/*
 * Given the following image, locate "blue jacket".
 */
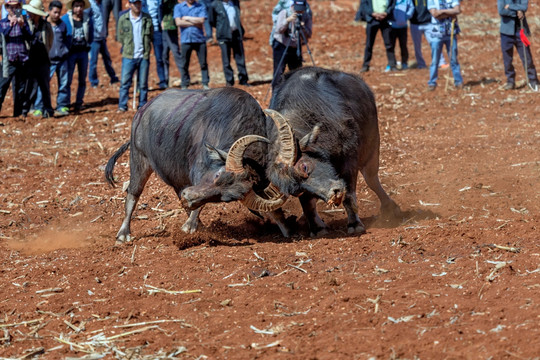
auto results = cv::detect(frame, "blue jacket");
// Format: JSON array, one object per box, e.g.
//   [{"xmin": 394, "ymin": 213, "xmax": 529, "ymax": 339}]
[
  {"xmin": 48, "ymin": 21, "xmax": 70, "ymax": 63},
  {"xmin": 359, "ymin": 0, "xmax": 396, "ymax": 23},
  {"xmin": 389, "ymin": 0, "xmax": 413, "ymax": 28},
  {"xmin": 62, "ymin": 10, "xmax": 94, "ymax": 51},
  {"xmin": 498, "ymin": 0, "xmax": 530, "ymax": 36}
]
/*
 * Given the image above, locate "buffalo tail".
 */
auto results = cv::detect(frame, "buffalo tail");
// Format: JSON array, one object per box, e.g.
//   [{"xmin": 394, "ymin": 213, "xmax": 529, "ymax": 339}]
[{"xmin": 104, "ymin": 142, "xmax": 131, "ymax": 187}]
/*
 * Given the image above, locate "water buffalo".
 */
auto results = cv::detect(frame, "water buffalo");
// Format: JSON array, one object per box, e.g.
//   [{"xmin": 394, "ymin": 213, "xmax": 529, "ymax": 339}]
[
  {"xmin": 265, "ymin": 66, "xmax": 401, "ymax": 236},
  {"xmin": 105, "ymin": 87, "xmax": 290, "ymax": 242}
]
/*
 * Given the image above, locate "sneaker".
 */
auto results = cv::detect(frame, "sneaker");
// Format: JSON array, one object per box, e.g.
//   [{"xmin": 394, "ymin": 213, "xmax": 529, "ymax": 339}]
[
  {"xmin": 111, "ymin": 78, "xmax": 120, "ymax": 85},
  {"xmin": 117, "ymin": 107, "xmax": 127, "ymax": 113},
  {"xmin": 32, "ymin": 109, "xmax": 43, "ymax": 117},
  {"xmin": 503, "ymin": 82, "xmax": 515, "ymax": 90},
  {"xmin": 359, "ymin": 65, "xmax": 369, "ymax": 73},
  {"xmin": 528, "ymin": 82, "xmax": 538, "ymax": 92},
  {"xmin": 54, "ymin": 107, "xmax": 69, "ymax": 117},
  {"xmin": 384, "ymin": 65, "xmax": 391, "ymax": 72},
  {"xmin": 428, "ymin": 85, "xmax": 436, "ymax": 91},
  {"xmin": 455, "ymin": 83, "xmax": 464, "ymax": 89},
  {"xmin": 401, "ymin": 63, "xmax": 409, "ymax": 70},
  {"xmin": 439, "ymin": 63, "xmax": 450, "ymax": 69},
  {"xmin": 181, "ymin": 85, "xmax": 188, "ymax": 90},
  {"xmin": 202, "ymin": 84, "xmax": 210, "ymax": 90}
]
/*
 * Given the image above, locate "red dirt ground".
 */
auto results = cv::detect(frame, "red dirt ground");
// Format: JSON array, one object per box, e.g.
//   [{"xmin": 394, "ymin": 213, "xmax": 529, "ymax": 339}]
[{"xmin": 1, "ymin": 0, "xmax": 539, "ymax": 358}]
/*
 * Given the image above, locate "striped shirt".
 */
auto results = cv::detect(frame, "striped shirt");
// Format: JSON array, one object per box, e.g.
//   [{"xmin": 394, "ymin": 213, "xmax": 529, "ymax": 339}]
[{"xmin": 0, "ymin": 18, "xmax": 30, "ymax": 62}]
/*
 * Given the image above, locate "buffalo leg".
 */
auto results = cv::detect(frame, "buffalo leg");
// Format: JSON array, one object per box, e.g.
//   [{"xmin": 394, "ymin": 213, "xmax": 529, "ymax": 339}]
[
  {"xmin": 360, "ymin": 153, "xmax": 401, "ymax": 219},
  {"xmin": 342, "ymin": 174, "xmax": 366, "ymax": 234},
  {"xmin": 117, "ymin": 155, "xmax": 153, "ymax": 243},
  {"xmin": 299, "ymin": 194, "xmax": 328, "ymax": 237},
  {"xmin": 181, "ymin": 207, "xmax": 202, "ymax": 234}
]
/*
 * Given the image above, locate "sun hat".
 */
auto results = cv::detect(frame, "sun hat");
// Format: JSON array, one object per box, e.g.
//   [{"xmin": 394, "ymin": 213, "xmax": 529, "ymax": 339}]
[
  {"xmin": 22, "ymin": 0, "xmax": 47, "ymax": 16},
  {"xmin": 66, "ymin": 0, "xmax": 90, "ymax": 10},
  {"xmin": 5, "ymin": 0, "xmax": 22, "ymax": 5}
]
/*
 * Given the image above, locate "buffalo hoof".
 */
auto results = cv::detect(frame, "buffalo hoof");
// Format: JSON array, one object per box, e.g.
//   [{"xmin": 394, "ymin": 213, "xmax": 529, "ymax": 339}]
[
  {"xmin": 181, "ymin": 221, "xmax": 198, "ymax": 234},
  {"xmin": 310, "ymin": 227, "xmax": 329, "ymax": 238},
  {"xmin": 347, "ymin": 223, "xmax": 366, "ymax": 234},
  {"xmin": 116, "ymin": 233, "xmax": 132, "ymax": 244}
]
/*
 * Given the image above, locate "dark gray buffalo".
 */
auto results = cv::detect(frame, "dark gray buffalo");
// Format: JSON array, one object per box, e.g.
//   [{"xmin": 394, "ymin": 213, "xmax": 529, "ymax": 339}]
[
  {"xmin": 264, "ymin": 66, "xmax": 401, "ymax": 236},
  {"xmin": 105, "ymin": 88, "xmax": 289, "ymax": 242}
]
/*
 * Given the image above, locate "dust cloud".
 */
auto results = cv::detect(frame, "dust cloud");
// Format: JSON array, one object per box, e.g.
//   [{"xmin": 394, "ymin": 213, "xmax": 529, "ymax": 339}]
[{"xmin": 7, "ymin": 228, "xmax": 90, "ymax": 255}]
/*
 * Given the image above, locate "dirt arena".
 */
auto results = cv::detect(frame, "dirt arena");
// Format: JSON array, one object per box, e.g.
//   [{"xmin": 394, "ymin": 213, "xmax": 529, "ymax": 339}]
[{"xmin": 1, "ymin": 0, "xmax": 539, "ymax": 358}]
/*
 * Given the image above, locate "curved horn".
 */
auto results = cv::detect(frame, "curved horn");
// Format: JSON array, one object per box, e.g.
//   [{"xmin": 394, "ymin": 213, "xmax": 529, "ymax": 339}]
[
  {"xmin": 241, "ymin": 184, "xmax": 288, "ymax": 212},
  {"xmin": 263, "ymin": 109, "xmax": 296, "ymax": 166},
  {"xmin": 225, "ymin": 135, "xmax": 270, "ymax": 173}
]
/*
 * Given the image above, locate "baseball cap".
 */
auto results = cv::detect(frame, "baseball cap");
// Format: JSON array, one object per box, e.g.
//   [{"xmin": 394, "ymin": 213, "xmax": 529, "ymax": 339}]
[{"xmin": 293, "ymin": 0, "xmax": 306, "ymax": 12}]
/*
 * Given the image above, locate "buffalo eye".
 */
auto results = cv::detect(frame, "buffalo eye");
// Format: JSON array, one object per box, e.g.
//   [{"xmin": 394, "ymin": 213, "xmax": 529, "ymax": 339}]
[{"xmin": 296, "ymin": 160, "xmax": 311, "ymax": 178}]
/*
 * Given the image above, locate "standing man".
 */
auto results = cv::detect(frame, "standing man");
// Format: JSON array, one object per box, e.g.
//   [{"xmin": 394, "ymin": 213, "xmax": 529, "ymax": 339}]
[
  {"xmin": 143, "ymin": 0, "xmax": 167, "ymax": 89},
  {"xmin": 359, "ymin": 0, "xmax": 396, "ymax": 73},
  {"xmin": 33, "ymin": 0, "xmax": 70, "ymax": 117},
  {"xmin": 498, "ymin": 0, "xmax": 538, "ymax": 91},
  {"xmin": 23, "ymin": 0, "xmax": 54, "ymax": 118},
  {"xmin": 161, "ymin": 0, "xmax": 183, "ymax": 84},
  {"xmin": 425, "ymin": 0, "xmax": 463, "ymax": 90},
  {"xmin": 88, "ymin": 0, "xmax": 119, "ymax": 88},
  {"xmin": 63, "ymin": 0, "xmax": 94, "ymax": 112},
  {"xmin": 174, "ymin": 0, "xmax": 209, "ymax": 90},
  {"xmin": 208, "ymin": 0, "xmax": 249, "ymax": 86},
  {"xmin": 271, "ymin": 0, "xmax": 312, "ymax": 89},
  {"xmin": 117, "ymin": 0, "xmax": 153, "ymax": 111},
  {"xmin": 0, "ymin": 0, "xmax": 31, "ymax": 118}
]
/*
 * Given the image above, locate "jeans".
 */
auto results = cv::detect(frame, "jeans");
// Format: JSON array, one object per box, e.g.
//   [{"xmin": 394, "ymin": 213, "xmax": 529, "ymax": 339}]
[
  {"xmin": 410, "ymin": 23, "xmax": 446, "ymax": 68},
  {"xmin": 25, "ymin": 60, "xmax": 53, "ymax": 115},
  {"xmin": 218, "ymin": 29, "xmax": 248, "ymax": 85},
  {"xmin": 162, "ymin": 28, "xmax": 183, "ymax": 82},
  {"xmin": 0, "ymin": 61, "xmax": 28, "ymax": 116},
  {"xmin": 362, "ymin": 20, "xmax": 395, "ymax": 68},
  {"xmin": 67, "ymin": 51, "xmax": 89, "ymax": 107},
  {"xmin": 89, "ymin": 39, "xmax": 119, "ymax": 87},
  {"xmin": 118, "ymin": 57, "xmax": 149, "ymax": 110},
  {"xmin": 152, "ymin": 30, "xmax": 167, "ymax": 87},
  {"xmin": 180, "ymin": 42, "xmax": 209, "ymax": 87},
  {"xmin": 102, "ymin": 0, "xmax": 121, "ymax": 38},
  {"xmin": 426, "ymin": 32, "xmax": 463, "ymax": 87},
  {"xmin": 199, "ymin": 0, "xmax": 213, "ymax": 40},
  {"xmin": 500, "ymin": 32, "xmax": 538, "ymax": 85},
  {"xmin": 272, "ymin": 39, "xmax": 302, "ymax": 89},
  {"xmin": 35, "ymin": 60, "xmax": 69, "ymax": 110}
]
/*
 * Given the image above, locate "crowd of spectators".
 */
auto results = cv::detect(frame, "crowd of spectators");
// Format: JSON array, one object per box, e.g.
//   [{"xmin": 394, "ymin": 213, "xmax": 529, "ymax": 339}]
[{"xmin": 0, "ymin": 0, "xmax": 537, "ymax": 119}]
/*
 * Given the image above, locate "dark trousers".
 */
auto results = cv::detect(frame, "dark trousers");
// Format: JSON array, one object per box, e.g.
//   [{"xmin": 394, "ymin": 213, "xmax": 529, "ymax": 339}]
[
  {"xmin": 272, "ymin": 39, "xmax": 302, "ymax": 89},
  {"xmin": 25, "ymin": 61, "xmax": 53, "ymax": 116},
  {"xmin": 180, "ymin": 42, "xmax": 209, "ymax": 87},
  {"xmin": 362, "ymin": 20, "xmax": 395, "ymax": 68},
  {"xmin": 390, "ymin": 27, "xmax": 408, "ymax": 65},
  {"xmin": 500, "ymin": 32, "xmax": 538, "ymax": 85},
  {"xmin": 0, "ymin": 61, "xmax": 28, "ymax": 116},
  {"xmin": 162, "ymin": 29, "xmax": 183, "ymax": 83},
  {"xmin": 218, "ymin": 30, "xmax": 248, "ymax": 85},
  {"xmin": 102, "ymin": 0, "xmax": 121, "ymax": 38}
]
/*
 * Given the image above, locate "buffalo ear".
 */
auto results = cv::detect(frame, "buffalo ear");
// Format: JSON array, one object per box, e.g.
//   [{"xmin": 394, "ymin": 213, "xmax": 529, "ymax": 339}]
[
  {"xmin": 205, "ymin": 143, "xmax": 228, "ymax": 163},
  {"xmin": 299, "ymin": 125, "xmax": 321, "ymax": 151}
]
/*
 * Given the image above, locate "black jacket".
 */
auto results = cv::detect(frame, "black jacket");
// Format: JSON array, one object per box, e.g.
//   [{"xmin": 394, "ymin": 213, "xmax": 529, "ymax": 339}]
[
  {"xmin": 359, "ymin": 0, "xmax": 396, "ymax": 23},
  {"xmin": 208, "ymin": 0, "xmax": 244, "ymax": 42},
  {"xmin": 410, "ymin": 0, "xmax": 432, "ymax": 25}
]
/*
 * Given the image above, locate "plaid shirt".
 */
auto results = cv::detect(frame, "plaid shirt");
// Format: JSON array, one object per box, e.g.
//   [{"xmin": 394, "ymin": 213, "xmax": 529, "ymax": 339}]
[{"xmin": 0, "ymin": 18, "xmax": 30, "ymax": 63}]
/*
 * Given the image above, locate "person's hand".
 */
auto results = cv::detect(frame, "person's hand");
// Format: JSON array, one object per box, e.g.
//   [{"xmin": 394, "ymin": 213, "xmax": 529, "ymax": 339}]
[
  {"xmin": 286, "ymin": 13, "xmax": 296, "ymax": 23},
  {"xmin": 517, "ymin": 10, "xmax": 524, "ymax": 19},
  {"xmin": 504, "ymin": 4, "xmax": 509, "ymax": 9}
]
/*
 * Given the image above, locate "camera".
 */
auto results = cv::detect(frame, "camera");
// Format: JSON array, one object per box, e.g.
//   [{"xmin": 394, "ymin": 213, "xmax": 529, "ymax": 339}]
[{"xmin": 14, "ymin": 8, "xmax": 22, "ymax": 17}]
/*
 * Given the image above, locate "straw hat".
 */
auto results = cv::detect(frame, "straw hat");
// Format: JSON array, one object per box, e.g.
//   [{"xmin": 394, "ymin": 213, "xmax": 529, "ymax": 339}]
[
  {"xmin": 66, "ymin": 0, "xmax": 90, "ymax": 10},
  {"xmin": 5, "ymin": 0, "xmax": 22, "ymax": 6},
  {"xmin": 22, "ymin": 0, "xmax": 47, "ymax": 16}
]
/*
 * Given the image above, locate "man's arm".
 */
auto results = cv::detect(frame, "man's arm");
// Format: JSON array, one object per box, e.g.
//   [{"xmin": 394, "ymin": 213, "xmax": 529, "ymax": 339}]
[{"xmin": 430, "ymin": 5, "xmax": 460, "ymax": 20}]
